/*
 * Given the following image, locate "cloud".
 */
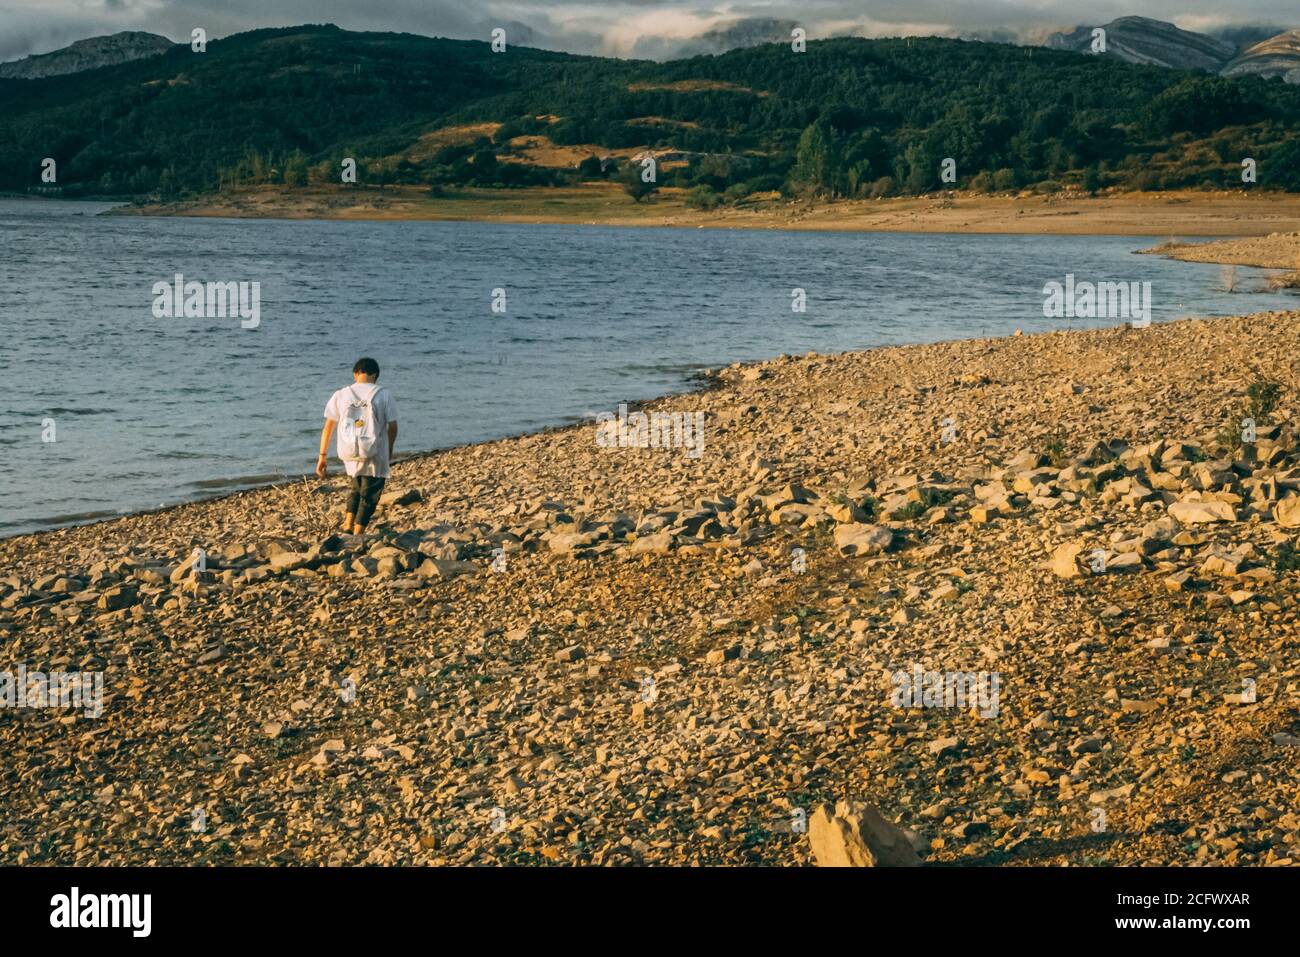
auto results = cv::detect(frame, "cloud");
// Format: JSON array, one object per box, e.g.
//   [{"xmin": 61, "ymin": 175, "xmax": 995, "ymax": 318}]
[
  {"xmin": 2, "ymin": 0, "xmax": 1298, "ymax": 63},
  {"xmin": 601, "ymin": 8, "xmax": 735, "ymax": 57}
]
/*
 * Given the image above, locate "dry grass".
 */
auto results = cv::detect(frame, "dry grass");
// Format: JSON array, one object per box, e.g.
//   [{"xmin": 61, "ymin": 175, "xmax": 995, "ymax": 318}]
[
  {"xmin": 273, "ymin": 473, "xmax": 340, "ymax": 539},
  {"xmin": 500, "ymin": 135, "xmax": 636, "ymax": 169},
  {"xmin": 625, "ymin": 116, "xmax": 702, "ymax": 130},
  {"xmin": 626, "ymin": 79, "xmax": 764, "ymax": 95},
  {"xmin": 401, "ymin": 123, "xmax": 502, "ymax": 163}
]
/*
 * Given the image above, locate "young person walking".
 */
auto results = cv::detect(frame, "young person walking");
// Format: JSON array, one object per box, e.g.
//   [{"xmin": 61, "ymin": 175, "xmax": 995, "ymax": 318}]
[{"xmin": 316, "ymin": 358, "xmax": 398, "ymax": 535}]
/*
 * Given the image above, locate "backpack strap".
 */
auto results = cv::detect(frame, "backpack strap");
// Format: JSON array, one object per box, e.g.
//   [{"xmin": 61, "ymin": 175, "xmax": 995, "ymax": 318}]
[{"xmin": 348, "ymin": 384, "xmax": 383, "ymax": 417}]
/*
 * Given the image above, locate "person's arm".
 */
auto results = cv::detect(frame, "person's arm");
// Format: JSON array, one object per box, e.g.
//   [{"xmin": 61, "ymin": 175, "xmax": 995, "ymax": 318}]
[
  {"xmin": 384, "ymin": 391, "xmax": 399, "ymax": 461},
  {"xmin": 317, "ymin": 418, "xmax": 337, "ymax": 477}
]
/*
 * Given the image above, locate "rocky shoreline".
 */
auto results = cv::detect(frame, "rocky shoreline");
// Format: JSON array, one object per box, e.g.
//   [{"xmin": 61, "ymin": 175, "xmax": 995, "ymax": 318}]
[{"xmin": 2, "ymin": 312, "xmax": 1299, "ymax": 866}]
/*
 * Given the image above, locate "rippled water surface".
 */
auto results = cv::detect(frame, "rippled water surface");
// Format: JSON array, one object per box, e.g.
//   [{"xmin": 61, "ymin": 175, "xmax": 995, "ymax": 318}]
[{"xmin": 0, "ymin": 197, "xmax": 1290, "ymax": 535}]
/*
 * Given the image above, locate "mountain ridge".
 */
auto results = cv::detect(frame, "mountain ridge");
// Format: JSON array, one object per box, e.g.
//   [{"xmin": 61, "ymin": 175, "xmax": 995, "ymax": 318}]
[
  {"xmin": 2, "ymin": 25, "xmax": 1298, "ymax": 201},
  {"xmin": 6, "ymin": 16, "xmax": 1300, "ymax": 79},
  {"xmin": 1222, "ymin": 29, "xmax": 1300, "ymax": 82},
  {"xmin": 1045, "ymin": 15, "xmax": 1236, "ymax": 72},
  {"xmin": 0, "ymin": 31, "xmax": 174, "ymax": 80}
]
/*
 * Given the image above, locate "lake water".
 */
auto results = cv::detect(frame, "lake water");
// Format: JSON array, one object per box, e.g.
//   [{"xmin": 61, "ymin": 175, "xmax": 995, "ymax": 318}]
[{"xmin": 0, "ymin": 197, "xmax": 1291, "ymax": 536}]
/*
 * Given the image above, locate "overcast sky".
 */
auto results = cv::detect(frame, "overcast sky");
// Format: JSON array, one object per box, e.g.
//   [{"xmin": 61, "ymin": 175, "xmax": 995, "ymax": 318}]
[{"xmin": 3, "ymin": 0, "xmax": 1297, "ymax": 63}]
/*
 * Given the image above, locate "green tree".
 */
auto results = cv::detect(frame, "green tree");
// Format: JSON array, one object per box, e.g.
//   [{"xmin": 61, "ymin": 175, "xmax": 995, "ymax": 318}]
[
  {"xmin": 992, "ymin": 168, "xmax": 1018, "ymax": 192},
  {"xmin": 686, "ymin": 185, "xmax": 721, "ymax": 209},
  {"xmin": 903, "ymin": 143, "xmax": 938, "ymax": 194},
  {"xmin": 620, "ymin": 161, "xmax": 658, "ymax": 202},
  {"xmin": 1143, "ymin": 77, "xmax": 1261, "ymax": 137},
  {"xmin": 789, "ymin": 123, "xmax": 841, "ymax": 197},
  {"xmin": 284, "ymin": 151, "xmax": 309, "ymax": 187},
  {"xmin": 6, "ymin": 26, "xmax": 1300, "ymax": 200},
  {"xmin": 1262, "ymin": 140, "xmax": 1300, "ymax": 191}
]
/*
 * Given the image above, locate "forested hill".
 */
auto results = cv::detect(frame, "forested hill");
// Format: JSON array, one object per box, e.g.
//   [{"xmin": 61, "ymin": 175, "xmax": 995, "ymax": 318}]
[{"xmin": 2, "ymin": 23, "xmax": 1299, "ymax": 201}]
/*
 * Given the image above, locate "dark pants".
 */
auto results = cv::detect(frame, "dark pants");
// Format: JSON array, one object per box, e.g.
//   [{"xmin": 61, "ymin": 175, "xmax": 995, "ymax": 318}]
[{"xmin": 347, "ymin": 476, "xmax": 386, "ymax": 527}]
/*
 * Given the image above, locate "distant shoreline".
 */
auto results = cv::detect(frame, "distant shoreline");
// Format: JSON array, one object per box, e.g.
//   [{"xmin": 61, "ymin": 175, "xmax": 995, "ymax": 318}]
[{"xmin": 106, "ymin": 184, "xmax": 1300, "ymax": 242}]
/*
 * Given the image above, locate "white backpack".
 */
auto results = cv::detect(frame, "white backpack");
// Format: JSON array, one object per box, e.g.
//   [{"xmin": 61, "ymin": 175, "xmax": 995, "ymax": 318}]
[{"xmin": 337, "ymin": 385, "xmax": 383, "ymax": 463}]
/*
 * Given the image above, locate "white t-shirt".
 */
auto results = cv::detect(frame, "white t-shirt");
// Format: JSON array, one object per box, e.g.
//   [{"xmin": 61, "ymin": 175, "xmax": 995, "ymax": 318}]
[{"xmin": 324, "ymin": 382, "xmax": 398, "ymax": 478}]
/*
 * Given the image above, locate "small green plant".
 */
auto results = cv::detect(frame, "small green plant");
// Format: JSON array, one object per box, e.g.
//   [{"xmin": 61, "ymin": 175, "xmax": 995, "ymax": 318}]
[
  {"xmin": 895, "ymin": 500, "xmax": 928, "ymax": 521},
  {"xmin": 1212, "ymin": 421, "xmax": 1239, "ymax": 457},
  {"xmin": 920, "ymin": 487, "xmax": 955, "ymax": 508},
  {"xmin": 739, "ymin": 822, "xmax": 773, "ymax": 848},
  {"xmin": 895, "ymin": 487, "xmax": 954, "ymax": 520},
  {"xmin": 1045, "ymin": 428, "xmax": 1069, "ymax": 468},
  {"xmin": 1213, "ymin": 378, "xmax": 1284, "ymax": 455},
  {"xmin": 1246, "ymin": 379, "xmax": 1282, "ymax": 422}
]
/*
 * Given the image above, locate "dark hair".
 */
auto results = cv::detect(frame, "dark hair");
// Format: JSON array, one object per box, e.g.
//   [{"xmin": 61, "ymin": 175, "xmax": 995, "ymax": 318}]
[{"xmin": 353, "ymin": 357, "xmax": 380, "ymax": 378}]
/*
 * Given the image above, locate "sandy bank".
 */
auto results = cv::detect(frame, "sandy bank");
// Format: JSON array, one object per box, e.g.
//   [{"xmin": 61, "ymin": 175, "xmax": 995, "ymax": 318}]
[
  {"xmin": 113, "ymin": 184, "xmax": 1300, "ymax": 237},
  {"xmin": 1141, "ymin": 232, "xmax": 1300, "ymax": 271}
]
